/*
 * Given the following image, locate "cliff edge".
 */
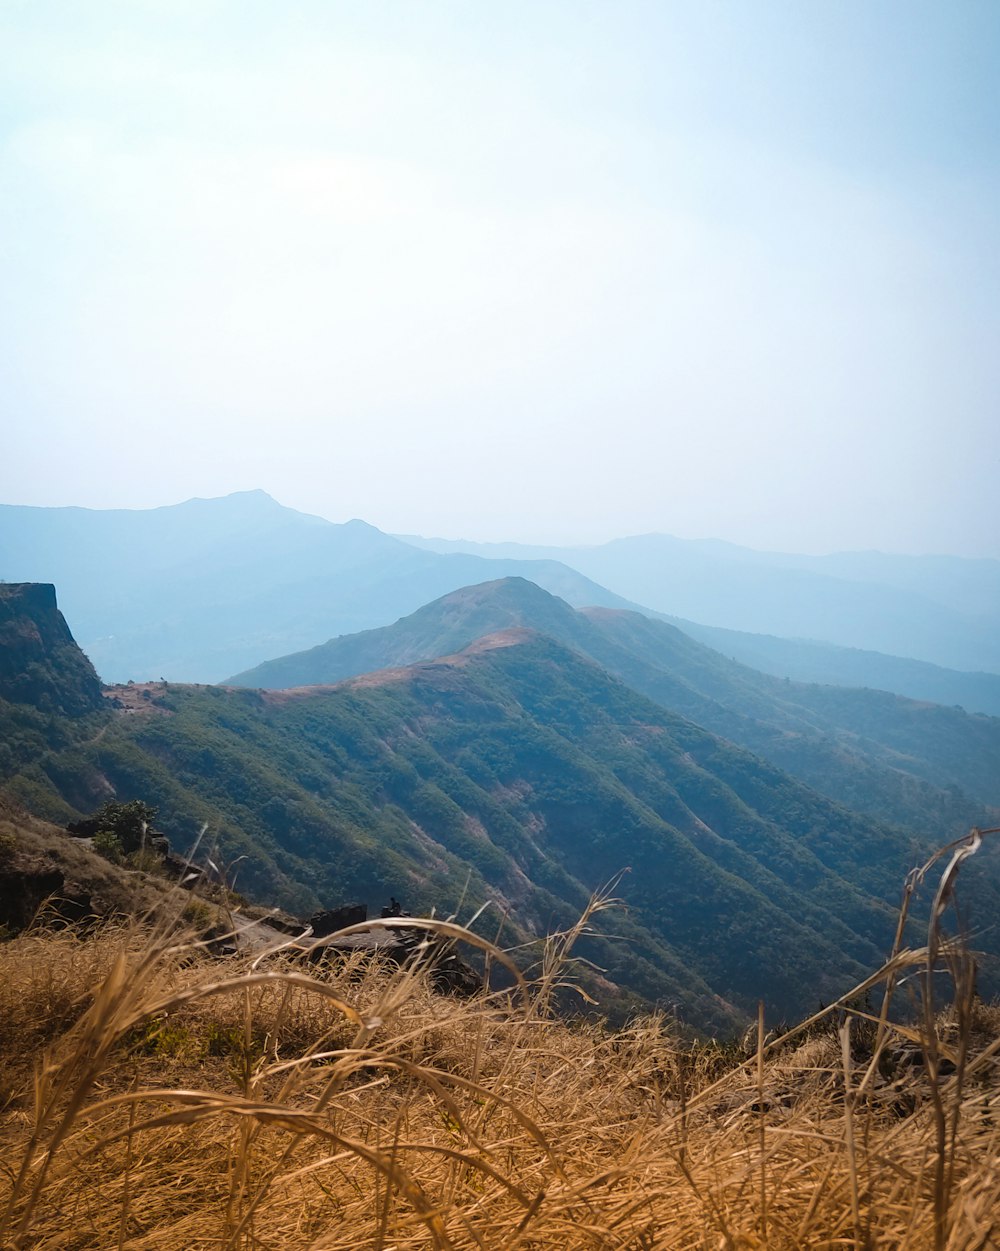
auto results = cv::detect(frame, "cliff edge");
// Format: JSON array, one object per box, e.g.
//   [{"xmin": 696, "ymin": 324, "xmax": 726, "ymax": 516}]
[{"xmin": 0, "ymin": 582, "xmax": 103, "ymax": 715}]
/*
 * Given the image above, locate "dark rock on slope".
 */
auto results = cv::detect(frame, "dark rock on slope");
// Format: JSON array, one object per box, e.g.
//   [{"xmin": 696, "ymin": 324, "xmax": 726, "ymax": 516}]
[{"xmin": 0, "ymin": 583, "xmax": 103, "ymax": 716}]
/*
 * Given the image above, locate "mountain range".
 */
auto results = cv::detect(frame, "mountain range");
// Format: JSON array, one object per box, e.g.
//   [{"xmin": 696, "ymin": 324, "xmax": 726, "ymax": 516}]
[
  {"xmin": 0, "ymin": 492, "xmax": 638, "ymax": 684},
  {"xmin": 669, "ymin": 619, "xmax": 1000, "ymax": 718},
  {"xmin": 402, "ymin": 531, "xmax": 1000, "ymax": 674},
  {"xmin": 228, "ymin": 577, "xmax": 1000, "ymax": 837},
  {"xmin": 2, "ymin": 580, "xmax": 999, "ymax": 1032},
  {"xmin": 3, "ymin": 491, "xmax": 1000, "ymax": 1032},
  {"xmin": 3, "ymin": 492, "xmax": 999, "ymax": 717}
]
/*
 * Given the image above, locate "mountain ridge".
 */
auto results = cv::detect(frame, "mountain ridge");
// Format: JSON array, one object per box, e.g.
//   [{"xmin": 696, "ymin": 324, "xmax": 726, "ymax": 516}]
[
  {"xmin": 0, "ymin": 494, "xmax": 645, "ymax": 683},
  {"xmin": 226, "ymin": 577, "xmax": 1000, "ymax": 838},
  {"xmin": 6, "ymin": 580, "xmax": 981, "ymax": 1029},
  {"xmin": 6, "ymin": 491, "xmax": 997, "ymax": 702},
  {"xmin": 400, "ymin": 531, "xmax": 1000, "ymax": 673}
]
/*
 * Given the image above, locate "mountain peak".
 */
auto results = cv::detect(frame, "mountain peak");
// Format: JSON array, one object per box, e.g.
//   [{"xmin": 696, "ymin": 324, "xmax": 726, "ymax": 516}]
[
  {"xmin": 173, "ymin": 489, "xmax": 318, "ymax": 521},
  {"xmin": 438, "ymin": 576, "xmax": 566, "ymax": 608},
  {"xmin": 224, "ymin": 577, "xmax": 583, "ymax": 689}
]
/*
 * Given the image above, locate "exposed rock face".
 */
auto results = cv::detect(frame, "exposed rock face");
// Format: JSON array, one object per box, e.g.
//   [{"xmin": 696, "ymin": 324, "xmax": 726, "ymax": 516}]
[
  {"xmin": 305, "ymin": 914, "xmax": 482, "ymax": 997},
  {"xmin": 310, "ymin": 903, "xmax": 368, "ymax": 937},
  {"xmin": 0, "ymin": 852, "xmax": 110, "ymax": 932},
  {"xmin": 0, "ymin": 858, "xmax": 66, "ymax": 931},
  {"xmin": 0, "ymin": 583, "xmax": 103, "ymax": 715}
]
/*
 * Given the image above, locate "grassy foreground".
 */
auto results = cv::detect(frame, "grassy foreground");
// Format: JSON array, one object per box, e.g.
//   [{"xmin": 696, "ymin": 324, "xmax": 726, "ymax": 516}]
[{"xmin": 1, "ymin": 844, "xmax": 999, "ymax": 1249}]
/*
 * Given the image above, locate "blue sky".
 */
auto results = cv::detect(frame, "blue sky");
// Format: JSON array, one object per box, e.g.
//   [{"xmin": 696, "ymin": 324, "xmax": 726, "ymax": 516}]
[{"xmin": 1, "ymin": 1, "xmax": 998, "ymax": 554}]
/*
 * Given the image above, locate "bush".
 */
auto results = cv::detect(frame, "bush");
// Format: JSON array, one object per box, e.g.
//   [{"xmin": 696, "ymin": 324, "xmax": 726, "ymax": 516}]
[
  {"xmin": 92, "ymin": 828, "xmax": 124, "ymax": 864},
  {"xmin": 127, "ymin": 846, "xmax": 165, "ymax": 874},
  {"xmin": 73, "ymin": 799, "xmax": 159, "ymax": 856}
]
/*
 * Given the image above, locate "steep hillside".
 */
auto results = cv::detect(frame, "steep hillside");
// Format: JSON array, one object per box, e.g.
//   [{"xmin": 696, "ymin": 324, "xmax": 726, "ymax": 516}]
[
  {"xmin": 581, "ymin": 608, "xmax": 1000, "ymax": 815},
  {"xmin": 4, "ymin": 581, "xmax": 998, "ymax": 1031},
  {"xmin": 228, "ymin": 578, "xmax": 1000, "ymax": 834},
  {"xmin": 11, "ymin": 624, "xmax": 984, "ymax": 1029},
  {"xmin": 0, "ymin": 493, "xmax": 641, "ymax": 683},
  {"xmin": 0, "ymin": 583, "xmax": 103, "ymax": 715},
  {"xmin": 669, "ymin": 618, "xmax": 1000, "ymax": 717},
  {"xmin": 0, "ymin": 793, "xmax": 203, "ymax": 935}
]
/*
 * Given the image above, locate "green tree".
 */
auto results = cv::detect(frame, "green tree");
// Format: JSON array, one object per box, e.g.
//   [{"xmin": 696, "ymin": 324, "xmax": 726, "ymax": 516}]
[{"xmin": 90, "ymin": 799, "xmax": 158, "ymax": 858}]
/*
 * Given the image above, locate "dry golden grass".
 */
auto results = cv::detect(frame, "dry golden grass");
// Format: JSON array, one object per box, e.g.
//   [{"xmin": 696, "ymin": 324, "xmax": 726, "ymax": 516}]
[{"xmin": 1, "ymin": 843, "xmax": 999, "ymax": 1250}]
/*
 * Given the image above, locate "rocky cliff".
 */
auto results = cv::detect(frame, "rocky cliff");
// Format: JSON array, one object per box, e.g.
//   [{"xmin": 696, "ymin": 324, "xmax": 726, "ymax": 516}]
[{"xmin": 0, "ymin": 582, "xmax": 103, "ymax": 715}]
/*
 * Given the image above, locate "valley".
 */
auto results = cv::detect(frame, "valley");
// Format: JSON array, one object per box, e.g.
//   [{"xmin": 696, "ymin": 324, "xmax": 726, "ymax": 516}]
[{"xmin": 2, "ymin": 572, "xmax": 999, "ymax": 1033}]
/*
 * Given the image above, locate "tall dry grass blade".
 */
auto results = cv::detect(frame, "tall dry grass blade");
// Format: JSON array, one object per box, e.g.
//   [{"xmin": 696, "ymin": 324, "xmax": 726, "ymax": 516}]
[
  {"xmin": 115, "ymin": 1076, "xmax": 138, "ymax": 1251},
  {"xmin": 757, "ymin": 999, "xmax": 768, "ymax": 1249},
  {"xmin": 921, "ymin": 826, "xmax": 990, "ymax": 1251},
  {"xmin": 4, "ymin": 837, "xmax": 1000, "ymax": 1249},
  {"xmin": 840, "ymin": 1016, "xmax": 862, "ymax": 1248}
]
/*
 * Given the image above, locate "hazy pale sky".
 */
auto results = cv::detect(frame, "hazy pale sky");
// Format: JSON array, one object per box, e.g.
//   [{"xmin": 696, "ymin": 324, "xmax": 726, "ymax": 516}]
[{"xmin": 1, "ymin": 1, "xmax": 998, "ymax": 554}]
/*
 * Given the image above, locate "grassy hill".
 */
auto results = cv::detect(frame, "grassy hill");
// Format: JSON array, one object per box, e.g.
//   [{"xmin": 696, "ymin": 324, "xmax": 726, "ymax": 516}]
[
  {"xmin": 227, "ymin": 578, "xmax": 1000, "ymax": 838},
  {"xmin": 3, "ymin": 623, "xmax": 968, "ymax": 1029}
]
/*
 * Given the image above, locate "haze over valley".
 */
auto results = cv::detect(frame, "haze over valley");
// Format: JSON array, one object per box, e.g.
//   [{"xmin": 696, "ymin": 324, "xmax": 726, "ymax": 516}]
[{"xmin": 4, "ymin": 490, "xmax": 1000, "ymax": 701}]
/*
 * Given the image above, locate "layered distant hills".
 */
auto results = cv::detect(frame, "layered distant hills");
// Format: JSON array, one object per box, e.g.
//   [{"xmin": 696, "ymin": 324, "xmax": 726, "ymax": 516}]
[
  {"xmin": 402, "ymin": 532, "xmax": 1000, "ymax": 676},
  {"xmin": 669, "ymin": 620, "xmax": 1000, "ymax": 718},
  {"xmin": 0, "ymin": 492, "xmax": 639, "ymax": 684},
  {"xmin": 3, "ymin": 495, "xmax": 1000, "ymax": 1030},
  {"xmin": 3, "ymin": 492, "xmax": 999, "ymax": 715}
]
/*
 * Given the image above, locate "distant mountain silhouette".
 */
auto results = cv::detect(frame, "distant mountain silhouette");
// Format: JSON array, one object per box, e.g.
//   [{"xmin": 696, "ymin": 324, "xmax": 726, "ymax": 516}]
[
  {"xmin": 400, "ymin": 532, "xmax": 1000, "ymax": 675},
  {"xmin": 666, "ymin": 618, "xmax": 1000, "ymax": 718},
  {"xmin": 0, "ymin": 492, "xmax": 642, "ymax": 683}
]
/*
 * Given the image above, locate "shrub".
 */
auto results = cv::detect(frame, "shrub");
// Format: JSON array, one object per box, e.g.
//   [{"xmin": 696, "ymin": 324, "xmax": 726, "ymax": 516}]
[
  {"xmin": 95, "ymin": 799, "xmax": 158, "ymax": 855},
  {"xmin": 92, "ymin": 828, "xmax": 124, "ymax": 864},
  {"xmin": 126, "ymin": 846, "xmax": 164, "ymax": 874}
]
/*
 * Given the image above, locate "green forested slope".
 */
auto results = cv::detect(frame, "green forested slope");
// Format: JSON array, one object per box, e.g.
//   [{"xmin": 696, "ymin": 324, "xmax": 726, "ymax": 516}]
[
  {"xmin": 6, "ymin": 627, "xmax": 968, "ymax": 1028},
  {"xmin": 5, "ymin": 583, "xmax": 998, "ymax": 1032},
  {"xmin": 228, "ymin": 579, "xmax": 999, "ymax": 836}
]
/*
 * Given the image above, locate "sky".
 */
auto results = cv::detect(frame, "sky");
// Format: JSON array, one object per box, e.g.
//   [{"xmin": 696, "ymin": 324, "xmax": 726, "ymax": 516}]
[{"xmin": 1, "ymin": 1, "xmax": 998, "ymax": 555}]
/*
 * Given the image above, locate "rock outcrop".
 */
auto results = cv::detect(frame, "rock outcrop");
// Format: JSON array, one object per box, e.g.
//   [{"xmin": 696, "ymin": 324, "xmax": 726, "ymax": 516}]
[{"xmin": 0, "ymin": 583, "xmax": 103, "ymax": 715}]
